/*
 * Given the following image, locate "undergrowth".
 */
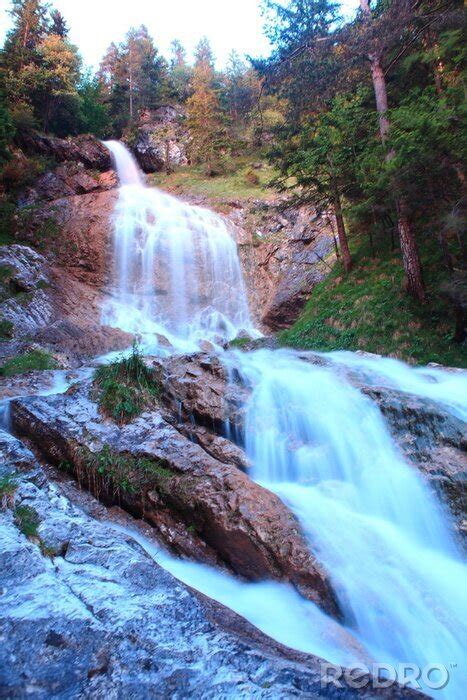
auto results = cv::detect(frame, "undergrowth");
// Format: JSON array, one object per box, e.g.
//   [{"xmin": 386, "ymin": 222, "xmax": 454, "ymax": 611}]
[
  {"xmin": 0, "ymin": 473, "xmax": 18, "ymax": 509},
  {"xmin": 280, "ymin": 235, "xmax": 466, "ymax": 367},
  {"xmin": 14, "ymin": 504, "xmax": 40, "ymax": 538},
  {"xmin": 93, "ymin": 345, "xmax": 161, "ymax": 424},
  {"xmin": 0, "ymin": 349, "xmax": 58, "ymax": 376},
  {"xmin": 69, "ymin": 443, "xmax": 175, "ymax": 502}
]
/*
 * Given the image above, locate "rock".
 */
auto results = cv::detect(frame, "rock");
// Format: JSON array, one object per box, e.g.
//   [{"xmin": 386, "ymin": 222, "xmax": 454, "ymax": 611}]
[
  {"xmin": 0, "ymin": 430, "xmax": 417, "ymax": 698},
  {"xmin": 130, "ymin": 105, "xmax": 189, "ymax": 173},
  {"xmin": 0, "ymin": 245, "xmax": 54, "ymax": 338},
  {"xmin": 226, "ymin": 201, "xmax": 336, "ymax": 331},
  {"xmin": 157, "ymin": 352, "xmax": 248, "ymax": 434},
  {"xmin": 0, "ymin": 243, "xmax": 132, "ymax": 365},
  {"xmin": 364, "ymin": 386, "xmax": 467, "ymax": 523},
  {"xmin": 15, "ymin": 130, "xmax": 112, "ymax": 170},
  {"xmin": 15, "ymin": 189, "xmax": 118, "ymax": 288},
  {"xmin": 11, "ymin": 381, "xmax": 340, "ymax": 617},
  {"xmin": 21, "ymin": 162, "xmax": 117, "ymax": 206}
]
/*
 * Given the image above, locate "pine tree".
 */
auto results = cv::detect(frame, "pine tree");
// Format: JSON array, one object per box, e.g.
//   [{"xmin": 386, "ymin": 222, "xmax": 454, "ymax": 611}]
[
  {"xmin": 187, "ymin": 39, "xmax": 228, "ymax": 175},
  {"xmin": 168, "ymin": 39, "xmax": 192, "ymax": 103}
]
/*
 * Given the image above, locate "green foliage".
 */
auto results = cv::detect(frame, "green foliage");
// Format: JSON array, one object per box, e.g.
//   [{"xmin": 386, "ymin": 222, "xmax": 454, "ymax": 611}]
[
  {"xmin": 152, "ymin": 154, "xmax": 276, "ymax": 203},
  {"xmin": 94, "ymin": 344, "xmax": 161, "ymax": 424},
  {"xmin": 280, "ymin": 236, "xmax": 467, "ymax": 368},
  {"xmin": 14, "ymin": 504, "xmax": 40, "ymax": 538},
  {"xmin": 0, "ymin": 318, "xmax": 14, "ymax": 339},
  {"xmin": 0, "ymin": 349, "xmax": 58, "ymax": 376},
  {"xmin": 0, "ymin": 473, "xmax": 18, "ymax": 509},
  {"xmin": 77, "ymin": 72, "xmax": 110, "ymax": 138},
  {"xmin": 67, "ymin": 443, "xmax": 176, "ymax": 502},
  {"xmin": 0, "ymin": 1, "xmax": 82, "ymax": 135}
]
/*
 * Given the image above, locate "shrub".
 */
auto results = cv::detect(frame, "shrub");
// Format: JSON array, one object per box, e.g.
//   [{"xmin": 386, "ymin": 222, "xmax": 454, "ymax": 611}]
[
  {"xmin": 0, "ymin": 349, "xmax": 58, "ymax": 376},
  {"xmin": 94, "ymin": 344, "xmax": 161, "ymax": 424}
]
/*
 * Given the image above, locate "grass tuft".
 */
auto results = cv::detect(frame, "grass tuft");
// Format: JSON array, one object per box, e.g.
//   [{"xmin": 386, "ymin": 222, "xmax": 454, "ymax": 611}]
[
  {"xmin": 0, "ymin": 473, "xmax": 18, "ymax": 510},
  {"xmin": 94, "ymin": 344, "xmax": 161, "ymax": 424},
  {"xmin": 14, "ymin": 504, "xmax": 40, "ymax": 538}
]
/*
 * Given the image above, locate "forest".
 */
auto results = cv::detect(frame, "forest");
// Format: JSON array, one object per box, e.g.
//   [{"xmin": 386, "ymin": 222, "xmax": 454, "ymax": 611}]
[{"xmin": 0, "ymin": 0, "xmax": 465, "ymax": 363}]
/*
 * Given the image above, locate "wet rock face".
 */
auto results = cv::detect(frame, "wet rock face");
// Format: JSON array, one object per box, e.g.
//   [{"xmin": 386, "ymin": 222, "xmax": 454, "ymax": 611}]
[
  {"xmin": 364, "ymin": 386, "xmax": 467, "ymax": 524},
  {"xmin": 0, "ymin": 431, "xmax": 420, "ymax": 699},
  {"xmin": 130, "ymin": 105, "xmax": 189, "ymax": 173},
  {"xmin": 0, "ymin": 244, "xmax": 54, "ymax": 339},
  {"xmin": 157, "ymin": 352, "xmax": 248, "ymax": 434},
  {"xmin": 11, "ymin": 380, "xmax": 339, "ymax": 618}
]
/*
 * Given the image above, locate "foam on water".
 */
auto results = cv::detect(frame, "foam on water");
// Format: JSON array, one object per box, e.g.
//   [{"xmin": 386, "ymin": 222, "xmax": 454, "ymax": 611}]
[
  {"xmin": 103, "ymin": 141, "xmax": 256, "ymax": 351},
  {"xmin": 228, "ymin": 348, "xmax": 466, "ymax": 698}
]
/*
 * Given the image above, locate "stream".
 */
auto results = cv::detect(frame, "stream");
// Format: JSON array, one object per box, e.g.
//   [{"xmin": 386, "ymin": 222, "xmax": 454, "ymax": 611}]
[{"xmin": 1, "ymin": 141, "xmax": 465, "ymax": 698}]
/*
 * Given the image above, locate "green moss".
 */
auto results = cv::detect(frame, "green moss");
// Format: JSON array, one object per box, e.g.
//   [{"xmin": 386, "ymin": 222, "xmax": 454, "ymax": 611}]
[
  {"xmin": 280, "ymin": 236, "xmax": 466, "ymax": 368},
  {"xmin": 14, "ymin": 504, "xmax": 40, "ymax": 538},
  {"xmin": 0, "ymin": 349, "xmax": 58, "ymax": 376},
  {"xmin": 228, "ymin": 337, "xmax": 251, "ymax": 349},
  {"xmin": 94, "ymin": 344, "xmax": 161, "ymax": 424},
  {"xmin": 0, "ymin": 473, "xmax": 18, "ymax": 509}
]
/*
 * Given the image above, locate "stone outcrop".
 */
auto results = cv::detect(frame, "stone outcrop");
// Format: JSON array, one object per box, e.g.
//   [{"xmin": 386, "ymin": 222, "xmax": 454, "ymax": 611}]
[
  {"xmin": 130, "ymin": 105, "xmax": 189, "ymax": 173},
  {"xmin": 20, "ymin": 162, "xmax": 117, "ymax": 206},
  {"xmin": 227, "ymin": 201, "xmax": 336, "ymax": 330},
  {"xmin": 0, "ymin": 430, "xmax": 419, "ymax": 698},
  {"xmin": 15, "ymin": 130, "xmax": 112, "ymax": 170},
  {"xmin": 0, "ymin": 243, "xmax": 131, "ymax": 366},
  {"xmin": 11, "ymin": 380, "xmax": 340, "ymax": 617}
]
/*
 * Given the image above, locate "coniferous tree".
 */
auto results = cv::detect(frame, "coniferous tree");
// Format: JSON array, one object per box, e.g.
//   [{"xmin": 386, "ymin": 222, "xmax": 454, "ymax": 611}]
[
  {"xmin": 168, "ymin": 39, "xmax": 192, "ymax": 103},
  {"xmin": 187, "ymin": 38, "xmax": 228, "ymax": 174}
]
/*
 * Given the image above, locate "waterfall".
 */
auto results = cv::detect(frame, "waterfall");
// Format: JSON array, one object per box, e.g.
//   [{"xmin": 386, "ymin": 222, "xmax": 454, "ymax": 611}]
[
  {"xmin": 103, "ymin": 141, "xmax": 254, "ymax": 350},
  {"xmin": 100, "ymin": 140, "xmax": 466, "ymax": 696},
  {"xmin": 229, "ymin": 348, "xmax": 466, "ymax": 698}
]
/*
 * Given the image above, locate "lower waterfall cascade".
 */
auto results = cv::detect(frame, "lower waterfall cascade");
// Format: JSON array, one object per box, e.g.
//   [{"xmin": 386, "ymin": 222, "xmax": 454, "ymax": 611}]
[{"xmin": 80, "ymin": 141, "xmax": 465, "ymax": 696}]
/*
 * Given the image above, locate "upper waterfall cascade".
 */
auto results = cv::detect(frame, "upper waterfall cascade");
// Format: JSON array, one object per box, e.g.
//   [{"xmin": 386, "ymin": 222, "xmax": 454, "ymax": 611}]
[{"xmin": 103, "ymin": 140, "xmax": 255, "ymax": 350}]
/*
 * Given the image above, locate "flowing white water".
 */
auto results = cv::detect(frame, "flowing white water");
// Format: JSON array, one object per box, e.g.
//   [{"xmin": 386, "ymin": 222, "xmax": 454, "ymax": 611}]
[
  {"xmin": 103, "ymin": 141, "xmax": 255, "ymax": 351},
  {"xmin": 97, "ymin": 141, "xmax": 466, "ymax": 696},
  {"xmin": 324, "ymin": 350, "xmax": 467, "ymax": 421},
  {"xmin": 229, "ymin": 348, "xmax": 466, "ymax": 698}
]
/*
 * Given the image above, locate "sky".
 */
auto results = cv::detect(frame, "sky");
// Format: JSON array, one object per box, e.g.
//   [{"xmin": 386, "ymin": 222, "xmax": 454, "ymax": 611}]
[{"xmin": 0, "ymin": 0, "xmax": 359, "ymax": 70}]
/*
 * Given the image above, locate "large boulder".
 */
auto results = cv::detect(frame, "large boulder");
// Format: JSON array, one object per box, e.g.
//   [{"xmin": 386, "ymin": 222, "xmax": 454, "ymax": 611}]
[
  {"xmin": 11, "ymin": 380, "xmax": 340, "ymax": 617},
  {"xmin": 130, "ymin": 105, "xmax": 189, "ymax": 173}
]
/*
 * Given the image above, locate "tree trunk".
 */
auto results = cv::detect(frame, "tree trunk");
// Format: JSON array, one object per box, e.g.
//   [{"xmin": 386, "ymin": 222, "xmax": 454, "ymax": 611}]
[
  {"xmin": 396, "ymin": 198, "xmax": 425, "ymax": 301},
  {"xmin": 360, "ymin": 0, "xmax": 425, "ymax": 302},
  {"xmin": 333, "ymin": 189, "xmax": 352, "ymax": 273}
]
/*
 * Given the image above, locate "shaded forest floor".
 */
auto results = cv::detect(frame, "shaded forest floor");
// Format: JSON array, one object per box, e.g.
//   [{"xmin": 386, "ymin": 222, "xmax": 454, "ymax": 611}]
[{"xmin": 280, "ymin": 235, "xmax": 466, "ymax": 368}]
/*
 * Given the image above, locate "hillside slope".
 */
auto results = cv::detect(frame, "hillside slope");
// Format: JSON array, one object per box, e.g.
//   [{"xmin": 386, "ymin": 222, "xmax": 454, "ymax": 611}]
[{"xmin": 280, "ymin": 236, "xmax": 466, "ymax": 368}]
